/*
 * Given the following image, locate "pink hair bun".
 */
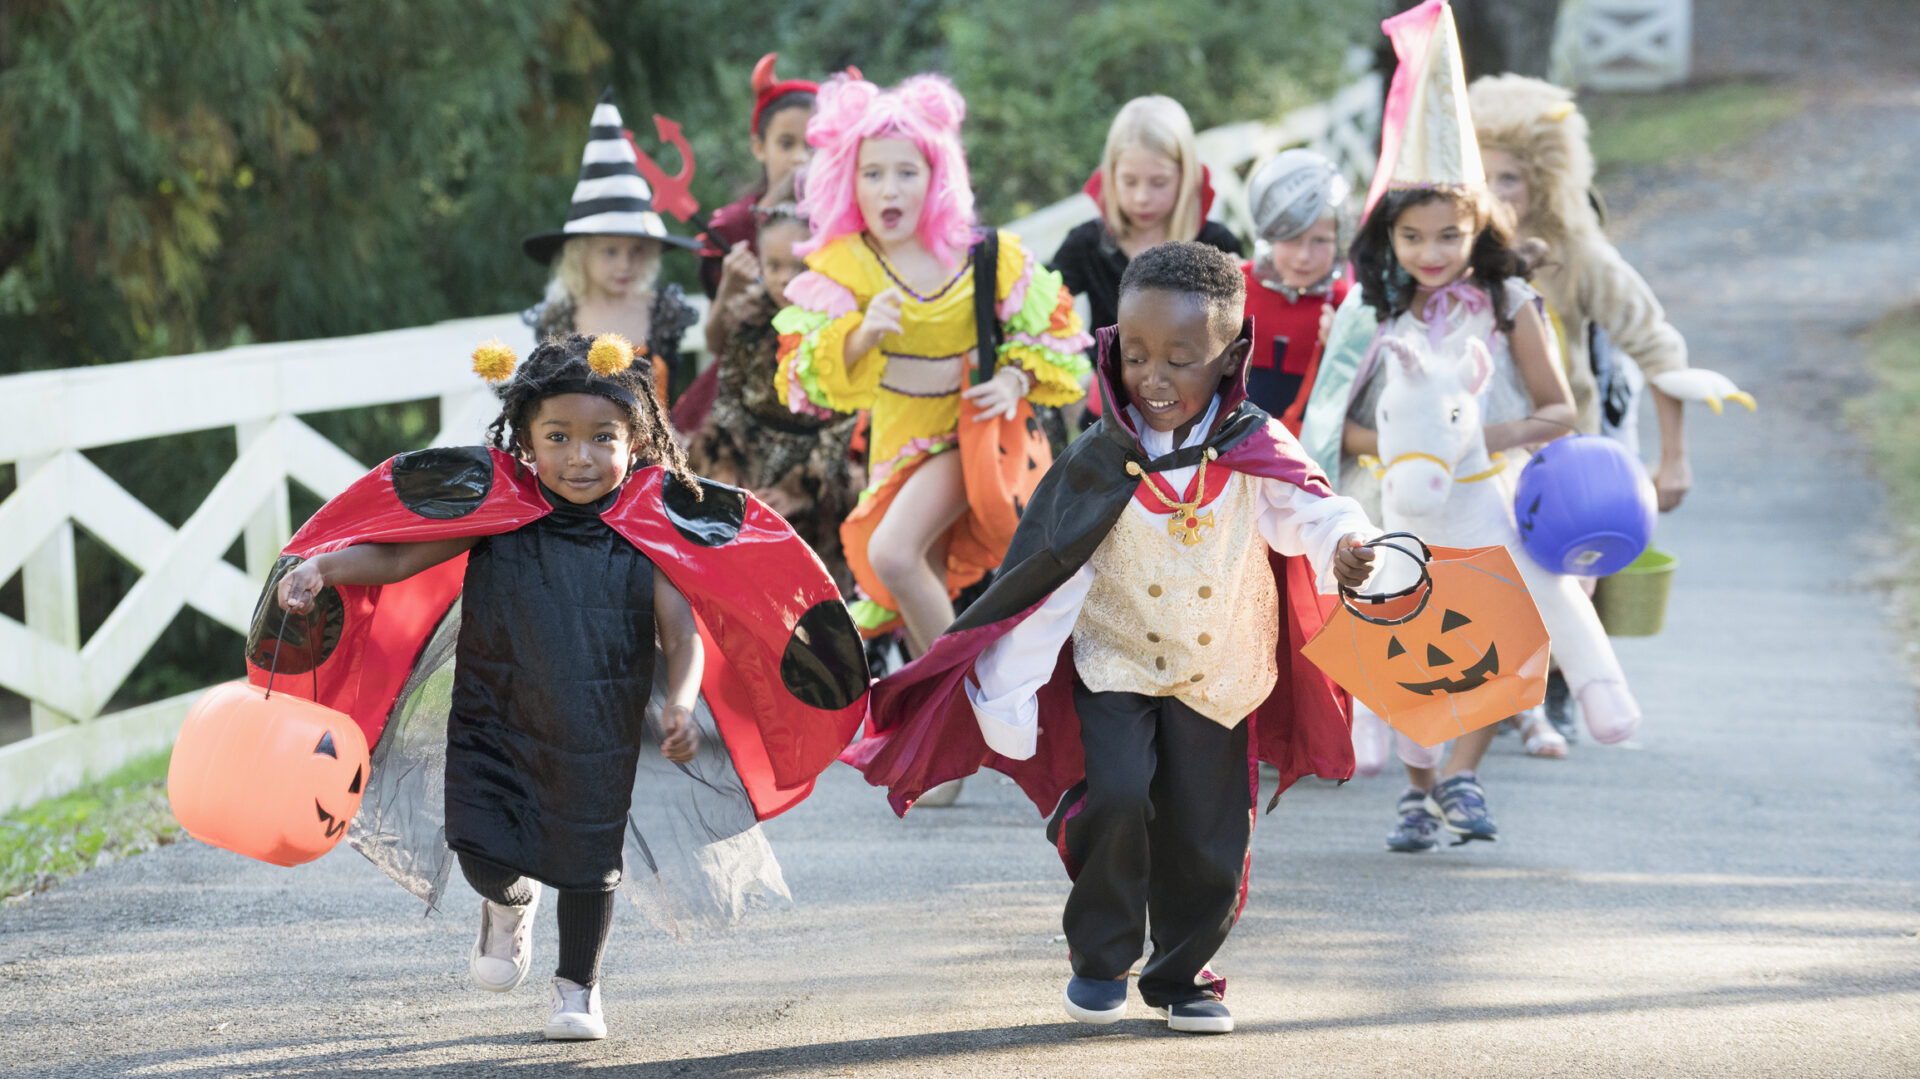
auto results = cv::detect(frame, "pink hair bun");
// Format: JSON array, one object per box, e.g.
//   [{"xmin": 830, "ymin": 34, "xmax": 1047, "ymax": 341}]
[
  {"xmin": 893, "ymin": 74, "xmax": 965, "ymax": 132},
  {"xmin": 806, "ymin": 74, "xmax": 882, "ymax": 149}
]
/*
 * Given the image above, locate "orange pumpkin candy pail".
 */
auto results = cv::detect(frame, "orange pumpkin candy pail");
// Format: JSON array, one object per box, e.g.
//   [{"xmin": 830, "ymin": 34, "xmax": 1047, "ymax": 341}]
[
  {"xmin": 1301, "ymin": 534, "xmax": 1551, "ymax": 748},
  {"xmin": 166, "ymin": 680, "xmax": 370, "ymax": 867}
]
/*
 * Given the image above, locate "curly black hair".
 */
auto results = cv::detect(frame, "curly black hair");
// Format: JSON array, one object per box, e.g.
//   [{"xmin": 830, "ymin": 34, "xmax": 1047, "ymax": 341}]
[
  {"xmin": 1118, "ymin": 240, "xmax": 1246, "ymax": 342},
  {"xmin": 1350, "ymin": 187, "xmax": 1527, "ymax": 335},
  {"xmin": 485, "ymin": 332, "xmax": 700, "ymax": 495}
]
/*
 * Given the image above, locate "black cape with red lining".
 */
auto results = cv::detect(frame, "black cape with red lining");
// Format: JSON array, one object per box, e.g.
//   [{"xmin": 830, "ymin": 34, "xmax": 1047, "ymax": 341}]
[
  {"xmin": 245, "ymin": 448, "xmax": 868, "ymax": 921},
  {"xmin": 841, "ymin": 322, "xmax": 1355, "ymax": 824}
]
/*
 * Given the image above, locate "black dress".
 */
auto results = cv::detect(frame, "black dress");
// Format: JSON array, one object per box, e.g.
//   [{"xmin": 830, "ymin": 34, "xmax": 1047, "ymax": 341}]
[
  {"xmin": 444, "ymin": 484, "xmax": 656, "ymax": 892},
  {"xmin": 1050, "ymin": 219, "xmax": 1244, "ymax": 335}
]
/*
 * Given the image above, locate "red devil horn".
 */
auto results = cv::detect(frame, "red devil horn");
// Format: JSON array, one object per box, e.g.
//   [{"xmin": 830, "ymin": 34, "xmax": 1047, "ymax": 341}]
[{"xmin": 752, "ymin": 53, "xmax": 779, "ymax": 96}]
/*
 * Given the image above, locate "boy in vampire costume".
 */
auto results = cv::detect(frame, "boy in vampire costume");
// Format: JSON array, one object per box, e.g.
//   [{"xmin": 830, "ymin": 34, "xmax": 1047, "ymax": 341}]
[
  {"xmin": 250, "ymin": 332, "xmax": 868, "ymax": 1038},
  {"xmin": 843, "ymin": 243, "xmax": 1383, "ymax": 1034}
]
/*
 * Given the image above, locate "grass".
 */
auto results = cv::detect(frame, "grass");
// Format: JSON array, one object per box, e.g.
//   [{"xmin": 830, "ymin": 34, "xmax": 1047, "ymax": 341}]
[
  {"xmin": 1852, "ymin": 305, "xmax": 1920, "ymax": 681},
  {"xmin": 1583, "ymin": 80, "xmax": 1804, "ymax": 173},
  {"xmin": 1, "ymin": 749, "xmax": 183, "ymax": 905}
]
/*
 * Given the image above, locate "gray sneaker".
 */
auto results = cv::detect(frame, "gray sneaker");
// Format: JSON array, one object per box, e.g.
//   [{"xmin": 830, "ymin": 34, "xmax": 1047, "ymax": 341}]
[
  {"xmin": 1385, "ymin": 788, "xmax": 1441, "ymax": 852},
  {"xmin": 1426, "ymin": 773, "xmax": 1498, "ymax": 842}
]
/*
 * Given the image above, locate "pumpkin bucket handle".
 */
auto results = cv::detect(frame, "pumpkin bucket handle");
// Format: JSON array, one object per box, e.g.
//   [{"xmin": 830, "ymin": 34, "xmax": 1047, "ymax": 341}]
[
  {"xmin": 260, "ymin": 602, "xmax": 318, "ymax": 702},
  {"xmin": 1339, "ymin": 536, "xmax": 1435, "ymax": 627}
]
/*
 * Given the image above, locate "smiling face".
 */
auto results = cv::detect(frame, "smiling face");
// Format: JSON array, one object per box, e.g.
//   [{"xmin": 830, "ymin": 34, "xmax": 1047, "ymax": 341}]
[
  {"xmin": 521, "ymin": 393, "xmax": 637, "ymax": 504},
  {"xmin": 1112, "ymin": 146, "xmax": 1181, "ymax": 235},
  {"xmin": 1269, "ymin": 214, "xmax": 1340, "ymax": 289},
  {"xmin": 1390, "ymin": 197, "xmax": 1479, "ymax": 291},
  {"xmin": 582, "ymin": 235, "xmax": 660, "ymax": 301},
  {"xmin": 1116, "ymin": 288, "xmax": 1248, "ymax": 441},
  {"xmin": 855, "ymin": 136, "xmax": 929, "ymax": 247},
  {"xmin": 752, "ymin": 105, "xmax": 813, "ymax": 195}
]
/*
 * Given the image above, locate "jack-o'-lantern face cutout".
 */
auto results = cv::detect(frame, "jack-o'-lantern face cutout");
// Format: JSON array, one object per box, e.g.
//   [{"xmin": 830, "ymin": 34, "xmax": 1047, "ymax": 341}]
[
  {"xmin": 1386, "ymin": 609, "xmax": 1502, "ymax": 696},
  {"xmin": 1301, "ymin": 539, "xmax": 1551, "ymax": 748},
  {"xmin": 167, "ymin": 681, "xmax": 372, "ymax": 867},
  {"xmin": 310, "ymin": 730, "xmax": 365, "ymax": 840}
]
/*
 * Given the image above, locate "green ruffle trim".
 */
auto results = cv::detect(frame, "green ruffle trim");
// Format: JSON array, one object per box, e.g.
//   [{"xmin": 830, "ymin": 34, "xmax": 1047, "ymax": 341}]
[
  {"xmin": 1005, "ymin": 263, "xmax": 1070, "ymax": 336},
  {"xmin": 848, "ymin": 598, "xmax": 897, "ymax": 632},
  {"xmin": 772, "ymin": 305, "xmax": 835, "ymax": 410}
]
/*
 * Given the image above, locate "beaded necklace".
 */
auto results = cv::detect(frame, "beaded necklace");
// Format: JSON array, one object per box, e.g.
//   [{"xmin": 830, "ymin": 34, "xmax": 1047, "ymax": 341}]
[{"xmin": 863, "ymin": 234, "xmax": 972, "ymax": 303}]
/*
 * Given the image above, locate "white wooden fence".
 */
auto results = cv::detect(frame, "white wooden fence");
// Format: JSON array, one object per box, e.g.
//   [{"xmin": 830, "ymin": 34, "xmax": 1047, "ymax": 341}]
[
  {"xmin": 1556, "ymin": 0, "xmax": 1693, "ymax": 92},
  {"xmin": 0, "ymin": 70, "xmax": 1381, "ymax": 816}
]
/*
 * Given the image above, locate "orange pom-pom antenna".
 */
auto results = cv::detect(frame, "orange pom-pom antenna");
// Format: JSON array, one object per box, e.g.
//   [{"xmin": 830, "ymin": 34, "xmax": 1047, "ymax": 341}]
[
  {"xmin": 588, "ymin": 333, "xmax": 636, "ymax": 376},
  {"xmin": 472, "ymin": 339, "xmax": 517, "ymax": 383}
]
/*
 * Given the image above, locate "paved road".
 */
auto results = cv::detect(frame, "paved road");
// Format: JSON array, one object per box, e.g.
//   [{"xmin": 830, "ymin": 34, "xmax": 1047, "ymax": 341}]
[{"xmin": 6, "ymin": 16, "xmax": 1920, "ymax": 1079}]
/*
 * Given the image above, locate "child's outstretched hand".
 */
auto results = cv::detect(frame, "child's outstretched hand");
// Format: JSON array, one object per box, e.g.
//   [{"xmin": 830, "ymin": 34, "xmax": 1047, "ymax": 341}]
[
  {"xmin": 962, "ymin": 363, "xmax": 1030, "ymax": 421},
  {"xmin": 1333, "ymin": 533, "xmax": 1377, "ymax": 591},
  {"xmin": 844, "ymin": 287, "xmax": 906, "ymax": 361},
  {"xmin": 276, "ymin": 560, "xmax": 327, "ymax": 614},
  {"xmin": 659, "ymin": 704, "xmax": 700, "ymax": 764}
]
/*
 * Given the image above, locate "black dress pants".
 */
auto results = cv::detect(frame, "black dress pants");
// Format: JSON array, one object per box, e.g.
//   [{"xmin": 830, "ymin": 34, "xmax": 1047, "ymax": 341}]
[{"xmin": 1062, "ymin": 684, "xmax": 1253, "ymax": 1007}]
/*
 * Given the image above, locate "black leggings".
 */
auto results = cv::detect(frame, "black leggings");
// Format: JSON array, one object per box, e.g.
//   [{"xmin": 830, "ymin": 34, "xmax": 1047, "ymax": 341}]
[{"xmin": 458, "ymin": 853, "xmax": 616, "ymax": 988}]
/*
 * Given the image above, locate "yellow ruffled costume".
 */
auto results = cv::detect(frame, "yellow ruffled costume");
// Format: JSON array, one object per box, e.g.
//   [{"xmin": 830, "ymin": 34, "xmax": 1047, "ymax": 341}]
[{"xmin": 774, "ymin": 230, "xmax": 1091, "ymax": 635}]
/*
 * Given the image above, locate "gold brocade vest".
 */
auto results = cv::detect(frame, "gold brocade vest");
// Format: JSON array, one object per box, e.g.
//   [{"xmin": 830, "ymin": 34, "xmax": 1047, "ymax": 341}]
[{"xmin": 1073, "ymin": 471, "xmax": 1279, "ymax": 727}]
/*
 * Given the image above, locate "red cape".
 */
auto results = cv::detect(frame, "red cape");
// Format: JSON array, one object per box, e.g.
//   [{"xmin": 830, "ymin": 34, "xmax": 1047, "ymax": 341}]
[
  {"xmin": 246, "ymin": 448, "xmax": 868, "ymax": 821},
  {"xmin": 842, "ymin": 322, "xmax": 1354, "ymax": 820}
]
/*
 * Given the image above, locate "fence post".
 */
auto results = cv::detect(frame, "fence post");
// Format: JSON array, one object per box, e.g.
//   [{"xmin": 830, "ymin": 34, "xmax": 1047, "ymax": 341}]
[
  {"xmin": 19, "ymin": 453, "xmax": 82, "ymax": 734},
  {"xmin": 237, "ymin": 420, "xmax": 291, "ymax": 583}
]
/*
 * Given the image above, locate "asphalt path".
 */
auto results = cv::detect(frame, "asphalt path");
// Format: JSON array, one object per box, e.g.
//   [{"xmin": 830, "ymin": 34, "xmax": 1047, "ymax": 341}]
[{"xmin": 5, "ymin": 18, "xmax": 1919, "ymax": 1079}]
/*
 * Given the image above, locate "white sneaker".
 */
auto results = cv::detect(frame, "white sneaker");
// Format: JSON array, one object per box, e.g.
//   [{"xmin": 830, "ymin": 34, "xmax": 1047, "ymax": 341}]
[
  {"xmin": 469, "ymin": 886, "xmax": 541, "ymax": 993},
  {"xmin": 544, "ymin": 977, "xmax": 607, "ymax": 1040},
  {"xmin": 915, "ymin": 778, "xmax": 964, "ymax": 808}
]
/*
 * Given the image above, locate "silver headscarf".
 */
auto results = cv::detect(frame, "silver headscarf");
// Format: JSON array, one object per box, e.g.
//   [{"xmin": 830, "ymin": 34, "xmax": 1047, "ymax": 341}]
[{"xmin": 1247, "ymin": 148, "xmax": 1352, "ymax": 247}]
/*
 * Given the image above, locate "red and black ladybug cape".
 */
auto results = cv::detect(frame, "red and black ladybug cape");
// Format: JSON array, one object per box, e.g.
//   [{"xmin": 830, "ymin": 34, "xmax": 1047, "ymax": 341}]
[
  {"xmin": 842, "ymin": 322, "xmax": 1354, "ymax": 826},
  {"xmin": 244, "ymin": 448, "xmax": 868, "ymax": 924}
]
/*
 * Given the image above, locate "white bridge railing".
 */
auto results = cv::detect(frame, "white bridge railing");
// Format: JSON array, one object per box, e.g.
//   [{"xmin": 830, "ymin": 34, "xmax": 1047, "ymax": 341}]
[{"xmin": 0, "ymin": 71, "xmax": 1380, "ymax": 815}]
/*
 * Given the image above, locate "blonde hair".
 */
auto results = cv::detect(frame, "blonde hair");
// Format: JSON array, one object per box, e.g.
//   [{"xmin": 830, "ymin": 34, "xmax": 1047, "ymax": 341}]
[
  {"xmin": 550, "ymin": 234, "xmax": 663, "ymax": 303},
  {"xmin": 1099, "ymin": 96, "xmax": 1204, "ymax": 244}
]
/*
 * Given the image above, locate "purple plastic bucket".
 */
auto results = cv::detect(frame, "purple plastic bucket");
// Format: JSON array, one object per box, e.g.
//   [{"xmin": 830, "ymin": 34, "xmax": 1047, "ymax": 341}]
[{"xmin": 1513, "ymin": 435, "xmax": 1656, "ymax": 577}]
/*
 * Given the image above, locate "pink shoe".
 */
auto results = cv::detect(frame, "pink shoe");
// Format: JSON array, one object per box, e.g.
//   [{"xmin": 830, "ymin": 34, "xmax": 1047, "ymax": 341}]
[
  {"xmin": 1351, "ymin": 706, "xmax": 1394, "ymax": 777},
  {"xmin": 1577, "ymin": 680, "xmax": 1641, "ymax": 744}
]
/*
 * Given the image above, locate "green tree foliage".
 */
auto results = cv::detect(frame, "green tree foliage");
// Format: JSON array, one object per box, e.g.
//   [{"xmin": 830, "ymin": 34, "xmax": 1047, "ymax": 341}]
[{"xmin": 2, "ymin": 0, "xmax": 1369, "ymax": 371}]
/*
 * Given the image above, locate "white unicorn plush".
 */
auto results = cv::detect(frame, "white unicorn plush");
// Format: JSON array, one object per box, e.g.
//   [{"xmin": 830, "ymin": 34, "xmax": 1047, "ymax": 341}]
[{"xmin": 1364, "ymin": 332, "xmax": 1642, "ymax": 754}]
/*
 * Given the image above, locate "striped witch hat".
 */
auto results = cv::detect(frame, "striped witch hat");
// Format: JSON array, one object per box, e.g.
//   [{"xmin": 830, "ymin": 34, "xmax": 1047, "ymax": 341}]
[{"xmin": 523, "ymin": 88, "xmax": 700, "ymax": 264}]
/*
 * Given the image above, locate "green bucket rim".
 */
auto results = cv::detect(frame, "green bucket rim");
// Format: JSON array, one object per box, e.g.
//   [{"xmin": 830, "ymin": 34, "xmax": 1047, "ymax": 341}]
[{"xmin": 1613, "ymin": 548, "xmax": 1677, "ymax": 576}]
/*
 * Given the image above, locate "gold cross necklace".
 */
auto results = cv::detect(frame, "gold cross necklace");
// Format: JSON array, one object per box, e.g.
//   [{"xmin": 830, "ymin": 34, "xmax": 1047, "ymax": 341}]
[{"xmin": 1126, "ymin": 449, "xmax": 1220, "ymax": 546}]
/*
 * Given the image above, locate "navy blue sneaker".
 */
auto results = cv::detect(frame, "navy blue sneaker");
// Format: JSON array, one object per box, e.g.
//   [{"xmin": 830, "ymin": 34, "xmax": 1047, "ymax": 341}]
[
  {"xmin": 1152, "ymin": 998, "xmax": 1233, "ymax": 1033},
  {"xmin": 1427, "ymin": 773, "xmax": 1497, "ymax": 842},
  {"xmin": 1385, "ymin": 788, "xmax": 1441, "ymax": 852},
  {"xmin": 1063, "ymin": 975, "xmax": 1127, "ymax": 1025}
]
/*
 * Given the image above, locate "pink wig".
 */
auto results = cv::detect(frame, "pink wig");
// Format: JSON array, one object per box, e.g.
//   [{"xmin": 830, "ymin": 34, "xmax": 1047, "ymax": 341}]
[{"xmin": 795, "ymin": 73, "xmax": 975, "ymax": 268}]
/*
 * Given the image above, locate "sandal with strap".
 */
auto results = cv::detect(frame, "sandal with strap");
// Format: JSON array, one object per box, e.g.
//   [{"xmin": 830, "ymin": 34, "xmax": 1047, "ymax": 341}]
[{"xmin": 1518, "ymin": 707, "xmax": 1568, "ymax": 759}]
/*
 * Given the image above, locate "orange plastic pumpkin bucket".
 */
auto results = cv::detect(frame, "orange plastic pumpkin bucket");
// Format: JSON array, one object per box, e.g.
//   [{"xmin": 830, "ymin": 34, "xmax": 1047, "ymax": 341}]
[{"xmin": 166, "ymin": 680, "xmax": 369, "ymax": 867}]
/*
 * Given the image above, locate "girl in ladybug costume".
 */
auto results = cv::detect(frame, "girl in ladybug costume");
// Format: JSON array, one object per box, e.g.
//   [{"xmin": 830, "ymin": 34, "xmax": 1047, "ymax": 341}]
[{"xmin": 262, "ymin": 332, "xmax": 867, "ymax": 1041}]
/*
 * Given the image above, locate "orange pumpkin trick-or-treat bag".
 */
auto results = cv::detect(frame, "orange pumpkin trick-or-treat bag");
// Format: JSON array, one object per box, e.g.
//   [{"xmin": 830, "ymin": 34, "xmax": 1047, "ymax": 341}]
[{"xmin": 1303, "ymin": 534, "xmax": 1550, "ymax": 747}]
